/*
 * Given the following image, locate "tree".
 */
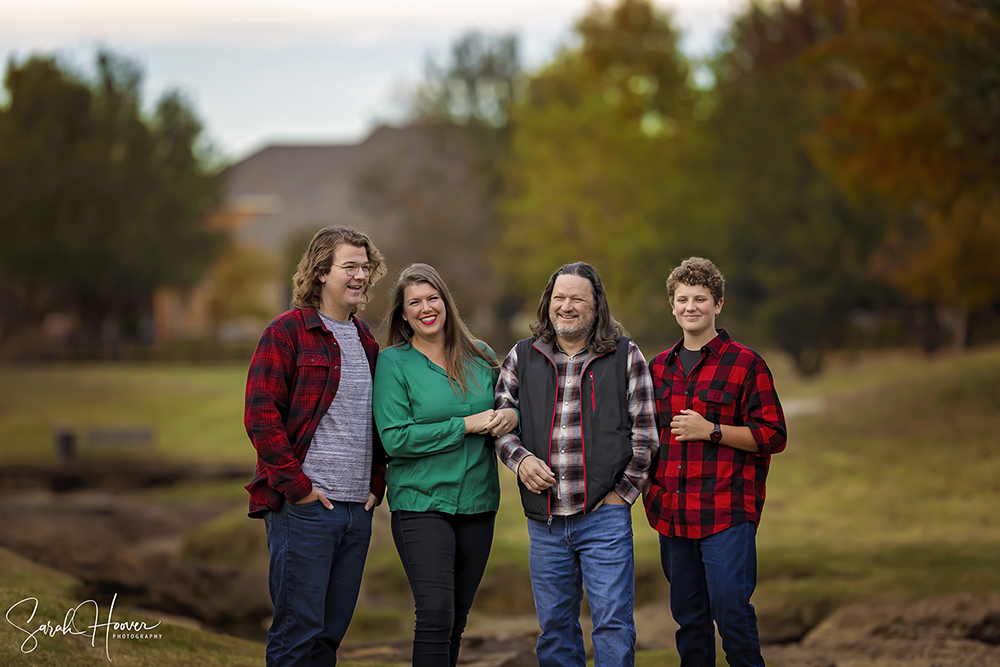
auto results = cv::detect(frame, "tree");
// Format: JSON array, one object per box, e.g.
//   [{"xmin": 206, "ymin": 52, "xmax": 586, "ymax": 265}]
[
  {"xmin": 806, "ymin": 0, "xmax": 1000, "ymax": 348},
  {"xmin": 354, "ymin": 32, "xmax": 524, "ymax": 347},
  {"xmin": 0, "ymin": 51, "xmax": 223, "ymax": 345},
  {"xmin": 704, "ymin": 0, "xmax": 891, "ymax": 374},
  {"xmin": 497, "ymin": 0, "xmax": 700, "ymax": 342},
  {"xmin": 414, "ymin": 31, "xmax": 520, "ymax": 130}
]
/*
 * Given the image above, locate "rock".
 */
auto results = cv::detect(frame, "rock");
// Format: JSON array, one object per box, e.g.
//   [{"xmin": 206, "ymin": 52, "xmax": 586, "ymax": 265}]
[
  {"xmin": 764, "ymin": 594, "xmax": 1000, "ymax": 667},
  {"xmin": 0, "ymin": 488, "xmax": 272, "ymax": 638},
  {"xmin": 968, "ymin": 611, "xmax": 1000, "ymax": 645},
  {"xmin": 758, "ymin": 598, "xmax": 831, "ymax": 644}
]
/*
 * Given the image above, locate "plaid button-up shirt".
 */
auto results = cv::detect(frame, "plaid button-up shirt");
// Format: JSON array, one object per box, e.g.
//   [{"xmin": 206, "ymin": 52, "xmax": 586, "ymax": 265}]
[
  {"xmin": 244, "ymin": 307, "xmax": 387, "ymax": 518},
  {"xmin": 644, "ymin": 329, "xmax": 786, "ymax": 539},
  {"xmin": 495, "ymin": 339, "xmax": 658, "ymax": 515}
]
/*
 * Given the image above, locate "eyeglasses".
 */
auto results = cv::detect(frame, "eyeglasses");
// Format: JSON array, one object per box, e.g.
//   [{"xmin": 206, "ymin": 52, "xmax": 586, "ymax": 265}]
[{"xmin": 332, "ymin": 263, "xmax": 373, "ymax": 277}]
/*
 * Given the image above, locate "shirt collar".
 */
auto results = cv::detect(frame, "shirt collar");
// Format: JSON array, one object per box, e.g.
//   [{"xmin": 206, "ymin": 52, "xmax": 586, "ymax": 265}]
[
  {"xmin": 532, "ymin": 337, "xmax": 595, "ymax": 365},
  {"xmin": 303, "ymin": 307, "xmax": 353, "ymax": 331},
  {"xmin": 665, "ymin": 328, "xmax": 731, "ymax": 363}
]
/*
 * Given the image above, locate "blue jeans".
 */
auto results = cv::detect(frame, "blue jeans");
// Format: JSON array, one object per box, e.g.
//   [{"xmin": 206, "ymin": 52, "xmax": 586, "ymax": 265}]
[
  {"xmin": 659, "ymin": 521, "xmax": 763, "ymax": 667},
  {"xmin": 527, "ymin": 504, "xmax": 636, "ymax": 667},
  {"xmin": 264, "ymin": 499, "xmax": 373, "ymax": 667}
]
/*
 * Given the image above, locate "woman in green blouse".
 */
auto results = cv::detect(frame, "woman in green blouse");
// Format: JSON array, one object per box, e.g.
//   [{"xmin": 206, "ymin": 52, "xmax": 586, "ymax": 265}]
[{"xmin": 373, "ymin": 263, "xmax": 516, "ymax": 667}]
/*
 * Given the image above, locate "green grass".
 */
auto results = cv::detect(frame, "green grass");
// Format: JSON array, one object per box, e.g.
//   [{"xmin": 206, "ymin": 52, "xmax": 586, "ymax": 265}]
[
  {"xmin": 752, "ymin": 345, "xmax": 1000, "ymax": 611},
  {"xmin": 0, "ymin": 363, "xmax": 252, "ymax": 464}
]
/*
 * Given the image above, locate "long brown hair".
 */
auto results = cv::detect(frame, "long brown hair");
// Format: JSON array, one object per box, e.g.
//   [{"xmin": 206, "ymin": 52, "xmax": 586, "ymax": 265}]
[
  {"xmin": 381, "ymin": 263, "xmax": 498, "ymax": 397},
  {"xmin": 530, "ymin": 262, "xmax": 627, "ymax": 355},
  {"xmin": 291, "ymin": 226, "xmax": 387, "ymax": 312}
]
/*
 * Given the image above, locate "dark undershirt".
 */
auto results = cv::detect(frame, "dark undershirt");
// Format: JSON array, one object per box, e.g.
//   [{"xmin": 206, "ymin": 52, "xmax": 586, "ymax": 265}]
[{"xmin": 678, "ymin": 346, "xmax": 702, "ymax": 377}]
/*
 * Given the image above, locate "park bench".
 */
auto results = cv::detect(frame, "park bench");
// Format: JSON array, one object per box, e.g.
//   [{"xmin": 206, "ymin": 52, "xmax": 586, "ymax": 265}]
[{"xmin": 56, "ymin": 425, "xmax": 156, "ymax": 460}]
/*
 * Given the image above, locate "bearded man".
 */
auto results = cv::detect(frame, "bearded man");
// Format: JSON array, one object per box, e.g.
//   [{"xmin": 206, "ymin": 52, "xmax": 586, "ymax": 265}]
[{"xmin": 493, "ymin": 262, "xmax": 658, "ymax": 667}]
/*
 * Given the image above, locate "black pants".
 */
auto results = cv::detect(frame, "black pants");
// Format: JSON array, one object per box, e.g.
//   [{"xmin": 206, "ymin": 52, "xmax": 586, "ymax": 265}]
[{"xmin": 390, "ymin": 510, "xmax": 495, "ymax": 667}]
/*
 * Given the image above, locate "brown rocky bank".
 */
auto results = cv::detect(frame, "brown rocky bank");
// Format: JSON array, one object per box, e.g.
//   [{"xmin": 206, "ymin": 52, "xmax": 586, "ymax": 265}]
[{"xmin": 0, "ymin": 467, "xmax": 998, "ymax": 666}]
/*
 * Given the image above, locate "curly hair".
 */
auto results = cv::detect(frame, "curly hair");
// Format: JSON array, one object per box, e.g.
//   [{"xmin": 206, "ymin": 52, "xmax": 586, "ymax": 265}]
[
  {"xmin": 291, "ymin": 226, "xmax": 387, "ymax": 312},
  {"xmin": 530, "ymin": 262, "xmax": 627, "ymax": 356},
  {"xmin": 666, "ymin": 257, "xmax": 725, "ymax": 303}
]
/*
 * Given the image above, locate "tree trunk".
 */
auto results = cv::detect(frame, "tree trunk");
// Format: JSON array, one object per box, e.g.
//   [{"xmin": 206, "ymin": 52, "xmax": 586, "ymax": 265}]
[
  {"xmin": 938, "ymin": 300, "xmax": 969, "ymax": 351},
  {"xmin": 792, "ymin": 347, "xmax": 824, "ymax": 377}
]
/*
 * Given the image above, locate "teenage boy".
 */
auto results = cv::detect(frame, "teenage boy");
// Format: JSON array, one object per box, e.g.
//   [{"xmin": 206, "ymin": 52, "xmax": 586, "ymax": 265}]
[{"xmin": 644, "ymin": 257, "xmax": 786, "ymax": 667}]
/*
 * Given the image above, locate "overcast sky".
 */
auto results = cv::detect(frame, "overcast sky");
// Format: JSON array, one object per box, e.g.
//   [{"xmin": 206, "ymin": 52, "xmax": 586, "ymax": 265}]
[{"xmin": 1, "ymin": 0, "xmax": 746, "ymax": 161}]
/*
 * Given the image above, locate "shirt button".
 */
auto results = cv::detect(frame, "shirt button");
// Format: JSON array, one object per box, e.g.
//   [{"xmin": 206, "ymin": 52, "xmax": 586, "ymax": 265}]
[
  {"xmin": 563, "ymin": 402, "xmax": 569, "ymax": 407},
  {"xmin": 685, "ymin": 390, "xmax": 690, "ymax": 395},
  {"xmin": 334, "ymin": 366, "xmax": 339, "ymax": 370},
  {"xmin": 561, "ymin": 474, "xmax": 566, "ymax": 479},
  {"xmin": 560, "ymin": 448, "xmax": 566, "ymax": 453},
  {"xmin": 675, "ymin": 490, "xmax": 680, "ymax": 494},
  {"xmin": 561, "ymin": 424, "xmax": 567, "ymax": 429},
  {"xmin": 678, "ymin": 464, "xmax": 682, "ymax": 469}
]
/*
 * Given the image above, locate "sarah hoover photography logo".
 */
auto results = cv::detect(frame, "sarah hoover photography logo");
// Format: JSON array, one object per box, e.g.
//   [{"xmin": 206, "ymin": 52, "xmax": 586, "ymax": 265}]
[{"xmin": 6, "ymin": 592, "xmax": 162, "ymax": 661}]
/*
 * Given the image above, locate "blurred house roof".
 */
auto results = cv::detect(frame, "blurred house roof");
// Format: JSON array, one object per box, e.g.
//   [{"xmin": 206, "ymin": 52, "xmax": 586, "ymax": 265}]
[{"xmin": 221, "ymin": 124, "xmax": 427, "ymax": 253}]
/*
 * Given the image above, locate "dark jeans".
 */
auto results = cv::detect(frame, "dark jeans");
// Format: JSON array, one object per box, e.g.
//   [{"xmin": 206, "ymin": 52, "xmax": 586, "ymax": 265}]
[
  {"xmin": 264, "ymin": 499, "xmax": 372, "ymax": 667},
  {"xmin": 391, "ymin": 510, "xmax": 495, "ymax": 667},
  {"xmin": 660, "ymin": 521, "xmax": 764, "ymax": 667}
]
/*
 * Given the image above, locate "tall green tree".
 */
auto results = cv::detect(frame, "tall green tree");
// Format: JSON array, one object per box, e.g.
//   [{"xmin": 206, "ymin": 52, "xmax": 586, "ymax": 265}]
[
  {"xmin": 0, "ymin": 51, "xmax": 223, "ymax": 344},
  {"xmin": 497, "ymin": 0, "xmax": 700, "ymax": 342}
]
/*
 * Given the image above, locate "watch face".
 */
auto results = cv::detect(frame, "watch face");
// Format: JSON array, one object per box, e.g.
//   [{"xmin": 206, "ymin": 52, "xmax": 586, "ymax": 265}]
[{"xmin": 710, "ymin": 425, "xmax": 722, "ymax": 443}]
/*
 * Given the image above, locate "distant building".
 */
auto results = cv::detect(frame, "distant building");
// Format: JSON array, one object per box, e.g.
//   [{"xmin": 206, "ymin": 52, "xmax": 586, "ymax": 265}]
[{"xmin": 153, "ymin": 124, "xmax": 497, "ymax": 343}]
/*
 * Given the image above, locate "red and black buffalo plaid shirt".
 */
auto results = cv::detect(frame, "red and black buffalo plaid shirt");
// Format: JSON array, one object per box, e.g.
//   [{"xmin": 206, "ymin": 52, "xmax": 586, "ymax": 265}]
[
  {"xmin": 244, "ymin": 307, "xmax": 386, "ymax": 518},
  {"xmin": 644, "ymin": 329, "xmax": 786, "ymax": 539}
]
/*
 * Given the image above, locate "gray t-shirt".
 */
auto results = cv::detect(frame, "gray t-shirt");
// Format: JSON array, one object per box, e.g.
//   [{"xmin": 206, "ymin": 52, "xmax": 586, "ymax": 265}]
[
  {"xmin": 301, "ymin": 312, "xmax": 373, "ymax": 503},
  {"xmin": 679, "ymin": 346, "xmax": 702, "ymax": 377}
]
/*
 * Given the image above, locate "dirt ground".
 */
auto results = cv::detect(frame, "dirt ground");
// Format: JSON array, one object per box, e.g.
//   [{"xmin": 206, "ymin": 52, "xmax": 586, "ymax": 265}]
[{"xmin": 1, "ymin": 478, "xmax": 998, "ymax": 666}]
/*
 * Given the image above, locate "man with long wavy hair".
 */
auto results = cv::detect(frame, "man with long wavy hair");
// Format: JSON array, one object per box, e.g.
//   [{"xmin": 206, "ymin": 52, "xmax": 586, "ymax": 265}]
[
  {"xmin": 244, "ymin": 225, "xmax": 388, "ymax": 666},
  {"xmin": 494, "ymin": 261, "xmax": 658, "ymax": 667}
]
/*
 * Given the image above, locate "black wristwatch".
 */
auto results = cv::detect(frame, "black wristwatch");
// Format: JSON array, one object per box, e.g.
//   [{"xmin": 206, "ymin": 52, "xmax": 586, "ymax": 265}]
[{"xmin": 710, "ymin": 423, "xmax": 722, "ymax": 443}]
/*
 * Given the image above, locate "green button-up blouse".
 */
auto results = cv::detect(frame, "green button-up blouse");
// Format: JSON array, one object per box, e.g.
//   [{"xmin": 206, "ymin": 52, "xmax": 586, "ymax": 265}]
[{"xmin": 373, "ymin": 342, "xmax": 500, "ymax": 514}]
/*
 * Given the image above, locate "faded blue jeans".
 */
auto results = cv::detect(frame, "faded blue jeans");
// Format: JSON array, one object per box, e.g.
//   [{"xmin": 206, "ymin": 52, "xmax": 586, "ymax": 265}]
[
  {"xmin": 526, "ymin": 503, "xmax": 636, "ymax": 667},
  {"xmin": 660, "ymin": 521, "xmax": 764, "ymax": 667},
  {"xmin": 264, "ymin": 499, "xmax": 372, "ymax": 667}
]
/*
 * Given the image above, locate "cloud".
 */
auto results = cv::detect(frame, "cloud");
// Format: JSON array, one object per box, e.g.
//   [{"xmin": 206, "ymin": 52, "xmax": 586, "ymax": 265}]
[
  {"xmin": 0, "ymin": 0, "xmax": 739, "ymax": 50},
  {"xmin": 0, "ymin": 0, "xmax": 595, "ymax": 48}
]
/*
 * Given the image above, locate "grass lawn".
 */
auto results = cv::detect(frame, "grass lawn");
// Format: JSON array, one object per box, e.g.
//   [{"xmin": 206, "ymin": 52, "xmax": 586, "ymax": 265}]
[
  {"xmin": 755, "ymin": 346, "xmax": 1000, "ymax": 605},
  {"xmin": 0, "ymin": 363, "xmax": 252, "ymax": 464}
]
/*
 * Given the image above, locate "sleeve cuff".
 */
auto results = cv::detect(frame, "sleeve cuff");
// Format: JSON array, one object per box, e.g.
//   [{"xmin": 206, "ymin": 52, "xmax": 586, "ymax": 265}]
[
  {"xmin": 614, "ymin": 479, "xmax": 640, "ymax": 505},
  {"xmin": 284, "ymin": 472, "xmax": 314, "ymax": 504},
  {"xmin": 508, "ymin": 447, "xmax": 532, "ymax": 476}
]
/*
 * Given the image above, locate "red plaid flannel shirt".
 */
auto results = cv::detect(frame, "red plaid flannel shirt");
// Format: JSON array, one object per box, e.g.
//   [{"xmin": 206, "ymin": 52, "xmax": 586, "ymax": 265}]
[
  {"xmin": 244, "ymin": 307, "xmax": 386, "ymax": 518},
  {"xmin": 644, "ymin": 329, "xmax": 786, "ymax": 539}
]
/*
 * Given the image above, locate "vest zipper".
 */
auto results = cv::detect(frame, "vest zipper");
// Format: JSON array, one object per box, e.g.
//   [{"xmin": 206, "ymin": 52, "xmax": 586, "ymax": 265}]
[{"xmin": 590, "ymin": 370, "xmax": 596, "ymax": 410}]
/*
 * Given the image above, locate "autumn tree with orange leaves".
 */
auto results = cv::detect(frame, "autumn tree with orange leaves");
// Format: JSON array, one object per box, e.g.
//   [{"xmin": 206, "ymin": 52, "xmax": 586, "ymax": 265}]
[{"xmin": 807, "ymin": 0, "xmax": 1000, "ymax": 349}]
